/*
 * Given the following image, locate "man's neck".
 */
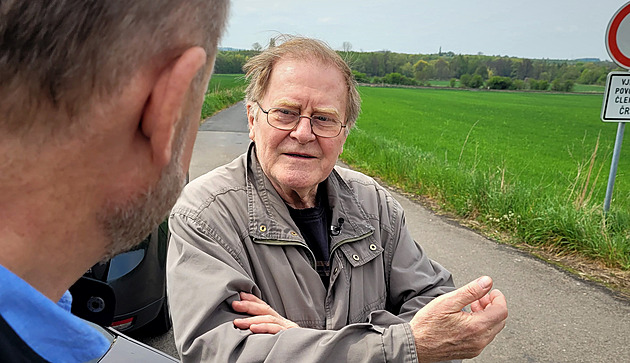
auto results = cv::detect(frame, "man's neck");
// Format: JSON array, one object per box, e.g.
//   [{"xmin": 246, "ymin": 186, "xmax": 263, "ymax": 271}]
[
  {"xmin": 0, "ymin": 221, "xmax": 105, "ymax": 302},
  {"xmin": 0, "ymin": 173, "xmax": 106, "ymax": 302},
  {"xmin": 278, "ymin": 186, "xmax": 318, "ymax": 209}
]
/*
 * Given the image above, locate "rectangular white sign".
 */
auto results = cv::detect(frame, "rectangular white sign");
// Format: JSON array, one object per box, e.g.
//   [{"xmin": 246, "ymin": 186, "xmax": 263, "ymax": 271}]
[{"xmin": 602, "ymin": 72, "xmax": 630, "ymax": 122}]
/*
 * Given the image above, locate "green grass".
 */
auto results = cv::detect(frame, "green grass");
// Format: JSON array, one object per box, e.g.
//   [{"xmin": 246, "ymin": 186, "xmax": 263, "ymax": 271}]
[
  {"xmin": 201, "ymin": 74, "xmax": 247, "ymax": 120},
  {"xmin": 573, "ymin": 83, "xmax": 605, "ymax": 93},
  {"xmin": 342, "ymin": 86, "xmax": 630, "ymax": 269},
  {"xmin": 208, "ymin": 74, "xmax": 248, "ymax": 91}
]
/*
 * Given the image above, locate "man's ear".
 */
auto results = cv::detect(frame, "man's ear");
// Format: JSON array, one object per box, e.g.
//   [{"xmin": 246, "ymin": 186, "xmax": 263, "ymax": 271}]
[
  {"xmin": 141, "ymin": 47, "xmax": 207, "ymax": 167},
  {"xmin": 246, "ymin": 102, "xmax": 256, "ymax": 141}
]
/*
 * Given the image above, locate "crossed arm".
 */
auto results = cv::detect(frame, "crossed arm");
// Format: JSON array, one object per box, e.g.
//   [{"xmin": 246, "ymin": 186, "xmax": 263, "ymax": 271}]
[{"xmin": 232, "ymin": 276, "xmax": 507, "ymax": 362}]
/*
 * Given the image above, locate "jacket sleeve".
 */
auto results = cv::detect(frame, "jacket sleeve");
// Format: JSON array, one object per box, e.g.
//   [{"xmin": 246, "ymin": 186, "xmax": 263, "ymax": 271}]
[
  {"xmin": 365, "ymin": 193, "xmax": 461, "ymax": 363},
  {"xmin": 385, "ymin": 207, "xmax": 456, "ymax": 322},
  {"xmin": 166, "ymin": 211, "xmax": 419, "ymax": 363}
]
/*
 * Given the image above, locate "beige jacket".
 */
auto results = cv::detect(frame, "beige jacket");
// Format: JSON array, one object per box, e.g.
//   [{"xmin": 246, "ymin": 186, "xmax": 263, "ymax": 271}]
[{"xmin": 167, "ymin": 143, "xmax": 456, "ymax": 362}]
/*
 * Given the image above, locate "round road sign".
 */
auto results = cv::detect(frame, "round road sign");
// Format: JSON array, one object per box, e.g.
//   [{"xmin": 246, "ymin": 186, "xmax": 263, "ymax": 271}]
[{"xmin": 607, "ymin": 1, "xmax": 630, "ymax": 69}]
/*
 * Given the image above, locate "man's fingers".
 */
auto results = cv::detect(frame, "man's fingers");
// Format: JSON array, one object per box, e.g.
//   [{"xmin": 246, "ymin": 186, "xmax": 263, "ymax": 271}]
[
  {"xmin": 481, "ymin": 289, "xmax": 508, "ymax": 321},
  {"xmin": 470, "ymin": 292, "xmax": 492, "ymax": 312},
  {"xmin": 249, "ymin": 323, "xmax": 285, "ymax": 334},
  {"xmin": 232, "ymin": 293, "xmax": 280, "ymax": 317},
  {"xmin": 233, "ymin": 315, "xmax": 276, "ymax": 329},
  {"xmin": 239, "ymin": 292, "xmax": 264, "ymax": 303},
  {"xmin": 233, "ymin": 315, "xmax": 298, "ymax": 334},
  {"xmin": 442, "ymin": 276, "xmax": 494, "ymax": 313}
]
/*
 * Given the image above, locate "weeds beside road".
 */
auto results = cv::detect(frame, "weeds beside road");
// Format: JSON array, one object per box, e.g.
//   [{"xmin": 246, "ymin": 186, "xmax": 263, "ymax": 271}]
[{"xmin": 201, "ymin": 74, "xmax": 246, "ymax": 120}]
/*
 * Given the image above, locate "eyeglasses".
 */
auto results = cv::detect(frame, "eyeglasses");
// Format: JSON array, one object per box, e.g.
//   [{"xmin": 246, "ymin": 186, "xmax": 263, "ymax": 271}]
[{"xmin": 257, "ymin": 102, "xmax": 346, "ymax": 138}]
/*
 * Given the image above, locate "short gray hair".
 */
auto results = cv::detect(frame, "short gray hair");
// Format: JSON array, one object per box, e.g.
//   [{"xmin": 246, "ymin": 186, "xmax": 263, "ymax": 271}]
[
  {"xmin": 0, "ymin": 0, "xmax": 229, "ymax": 134},
  {"xmin": 244, "ymin": 36, "xmax": 361, "ymax": 131}
]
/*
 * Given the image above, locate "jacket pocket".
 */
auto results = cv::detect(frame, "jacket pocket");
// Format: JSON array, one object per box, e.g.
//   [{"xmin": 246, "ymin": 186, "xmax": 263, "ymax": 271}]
[{"xmin": 338, "ymin": 238, "xmax": 384, "ymax": 267}]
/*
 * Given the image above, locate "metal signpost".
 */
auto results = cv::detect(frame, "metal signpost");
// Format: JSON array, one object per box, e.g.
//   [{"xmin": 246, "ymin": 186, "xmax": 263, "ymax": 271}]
[{"xmin": 601, "ymin": 1, "xmax": 630, "ymax": 213}]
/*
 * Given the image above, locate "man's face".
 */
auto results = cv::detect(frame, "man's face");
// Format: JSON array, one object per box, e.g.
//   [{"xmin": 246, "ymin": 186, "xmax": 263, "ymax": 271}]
[
  {"xmin": 99, "ymin": 124, "xmax": 188, "ymax": 260},
  {"xmin": 248, "ymin": 58, "xmax": 348, "ymax": 195},
  {"xmin": 99, "ymin": 64, "xmax": 211, "ymax": 259}
]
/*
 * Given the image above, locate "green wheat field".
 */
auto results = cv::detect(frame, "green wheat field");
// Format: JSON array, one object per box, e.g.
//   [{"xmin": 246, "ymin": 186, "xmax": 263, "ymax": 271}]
[{"xmin": 342, "ymin": 86, "xmax": 629, "ymax": 269}]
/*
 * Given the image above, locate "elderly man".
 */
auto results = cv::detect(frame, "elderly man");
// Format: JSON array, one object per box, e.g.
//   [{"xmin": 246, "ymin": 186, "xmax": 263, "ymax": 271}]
[
  {"xmin": 0, "ymin": 1, "xmax": 228, "ymax": 361},
  {"xmin": 167, "ymin": 37, "xmax": 507, "ymax": 362}
]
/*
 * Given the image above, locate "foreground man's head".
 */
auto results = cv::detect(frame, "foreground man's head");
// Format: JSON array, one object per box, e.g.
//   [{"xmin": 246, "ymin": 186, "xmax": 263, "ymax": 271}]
[{"xmin": 0, "ymin": 0, "xmax": 229, "ymax": 300}]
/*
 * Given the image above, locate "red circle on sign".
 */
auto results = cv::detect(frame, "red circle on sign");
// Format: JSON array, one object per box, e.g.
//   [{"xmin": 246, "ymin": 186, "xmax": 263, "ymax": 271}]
[{"xmin": 607, "ymin": 2, "xmax": 630, "ymax": 69}]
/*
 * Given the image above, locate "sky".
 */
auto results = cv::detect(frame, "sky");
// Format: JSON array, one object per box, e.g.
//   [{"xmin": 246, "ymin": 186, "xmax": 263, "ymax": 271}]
[{"xmin": 219, "ymin": 0, "xmax": 629, "ymax": 61}]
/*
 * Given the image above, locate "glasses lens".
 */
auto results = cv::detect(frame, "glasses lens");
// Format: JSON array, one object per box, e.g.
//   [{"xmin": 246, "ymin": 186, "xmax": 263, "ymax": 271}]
[
  {"xmin": 311, "ymin": 117, "xmax": 342, "ymax": 138},
  {"xmin": 268, "ymin": 108, "xmax": 299, "ymax": 130},
  {"xmin": 266, "ymin": 108, "xmax": 343, "ymax": 137}
]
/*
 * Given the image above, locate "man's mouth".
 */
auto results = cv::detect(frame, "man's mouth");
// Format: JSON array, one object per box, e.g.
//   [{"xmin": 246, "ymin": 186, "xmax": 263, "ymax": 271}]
[{"xmin": 284, "ymin": 153, "xmax": 316, "ymax": 159}]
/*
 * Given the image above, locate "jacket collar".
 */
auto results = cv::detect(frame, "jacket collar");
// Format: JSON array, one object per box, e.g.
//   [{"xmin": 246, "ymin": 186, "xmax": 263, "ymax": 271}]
[{"xmin": 245, "ymin": 143, "xmax": 374, "ymax": 244}]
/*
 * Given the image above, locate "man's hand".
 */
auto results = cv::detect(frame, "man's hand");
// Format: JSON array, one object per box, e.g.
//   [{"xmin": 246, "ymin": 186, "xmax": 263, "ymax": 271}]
[
  {"xmin": 410, "ymin": 276, "xmax": 508, "ymax": 363},
  {"xmin": 232, "ymin": 292, "xmax": 299, "ymax": 334}
]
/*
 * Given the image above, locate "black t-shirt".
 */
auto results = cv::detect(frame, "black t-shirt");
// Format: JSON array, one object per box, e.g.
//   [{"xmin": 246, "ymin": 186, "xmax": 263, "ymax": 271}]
[{"xmin": 287, "ymin": 185, "xmax": 331, "ymax": 288}]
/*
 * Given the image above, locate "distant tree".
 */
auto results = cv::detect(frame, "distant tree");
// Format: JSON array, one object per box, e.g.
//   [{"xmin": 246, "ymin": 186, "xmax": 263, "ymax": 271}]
[
  {"xmin": 474, "ymin": 65, "xmax": 489, "ymax": 80},
  {"xmin": 400, "ymin": 62, "xmax": 414, "ymax": 78},
  {"xmin": 450, "ymin": 55, "xmax": 470, "ymax": 78},
  {"xmin": 413, "ymin": 59, "xmax": 434, "ymax": 82},
  {"xmin": 539, "ymin": 71, "xmax": 551, "ymax": 81},
  {"xmin": 562, "ymin": 67, "xmax": 580, "ymax": 81},
  {"xmin": 343, "ymin": 41, "xmax": 353, "ymax": 53},
  {"xmin": 252, "ymin": 42, "xmax": 262, "ymax": 52},
  {"xmin": 513, "ymin": 58, "xmax": 533, "ymax": 80},
  {"xmin": 433, "ymin": 58, "xmax": 452, "ymax": 80},
  {"xmin": 488, "ymin": 58, "xmax": 513, "ymax": 77}
]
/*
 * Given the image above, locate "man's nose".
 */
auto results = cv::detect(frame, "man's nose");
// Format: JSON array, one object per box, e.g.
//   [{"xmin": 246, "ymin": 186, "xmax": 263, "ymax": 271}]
[{"xmin": 290, "ymin": 116, "xmax": 316, "ymax": 143}]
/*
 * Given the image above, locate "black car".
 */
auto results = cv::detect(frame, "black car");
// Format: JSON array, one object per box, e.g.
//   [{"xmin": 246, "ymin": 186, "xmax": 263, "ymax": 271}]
[{"xmin": 70, "ymin": 220, "xmax": 171, "ymax": 335}]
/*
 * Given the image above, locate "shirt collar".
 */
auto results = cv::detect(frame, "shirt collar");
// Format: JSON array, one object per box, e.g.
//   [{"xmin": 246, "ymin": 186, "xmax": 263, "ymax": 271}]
[{"xmin": 0, "ymin": 264, "xmax": 110, "ymax": 362}]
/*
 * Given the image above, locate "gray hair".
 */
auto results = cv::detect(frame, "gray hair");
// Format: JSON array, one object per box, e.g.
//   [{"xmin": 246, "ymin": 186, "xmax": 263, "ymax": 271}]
[
  {"xmin": 0, "ymin": 0, "xmax": 229, "ymax": 135},
  {"xmin": 244, "ymin": 36, "xmax": 361, "ymax": 131}
]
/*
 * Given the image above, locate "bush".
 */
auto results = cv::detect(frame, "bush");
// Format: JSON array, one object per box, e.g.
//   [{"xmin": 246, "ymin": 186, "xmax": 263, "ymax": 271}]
[
  {"xmin": 382, "ymin": 72, "xmax": 417, "ymax": 86},
  {"xmin": 510, "ymin": 79, "xmax": 525, "ymax": 90},
  {"xmin": 460, "ymin": 74, "xmax": 483, "ymax": 89},
  {"xmin": 486, "ymin": 76, "xmax": 513, "ymax": 90},
  {"xmin": 469, "ymin": 74, "xmax": 484, "ymax": 88},
  {"xmin": 529, "ymin": 79, "xmax": 549, "ymax": 91},
  {"xmin": 551, "ymin": 79, "xmax": 575, "ymax": 92},
  {"xmin": 460, "ymin": 74, "xmax": 472, "ymax": 88},
  {"xmin": 449, "ymin": 78, "xmax": 457, "ymax": 88},
  {"xmin": 352, "ymin": 70, "xmax": 370, "ymax": 84}
]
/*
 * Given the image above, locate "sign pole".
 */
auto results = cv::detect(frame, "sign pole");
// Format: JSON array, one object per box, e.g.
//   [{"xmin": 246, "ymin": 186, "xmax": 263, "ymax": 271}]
[
  {"xmin": 603, "ymin": 122, "xmax": 625, "ymax": 213},
  {"xmin": 601, "ymin": 1, "xmax": 630, "ymax": 213}
]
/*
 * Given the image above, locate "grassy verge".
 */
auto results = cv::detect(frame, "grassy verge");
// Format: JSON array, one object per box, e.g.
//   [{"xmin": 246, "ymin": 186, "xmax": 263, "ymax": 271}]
[
  {"xmin": 573, "ymin": 83, "xmax": 605, "ymax": 93},
  {"xmin": 342, "ymin": 86, "xmax": 629, "ymax": 270},
  {"xmin": 200, "ymin": 74, "xmax": 247, "ymax": 120}
]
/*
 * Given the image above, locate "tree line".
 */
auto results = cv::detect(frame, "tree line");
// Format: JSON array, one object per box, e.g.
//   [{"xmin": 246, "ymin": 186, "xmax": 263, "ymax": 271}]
[{"xmin": 214, "ymin": 47, "xmax": 621, "ymax": 92}]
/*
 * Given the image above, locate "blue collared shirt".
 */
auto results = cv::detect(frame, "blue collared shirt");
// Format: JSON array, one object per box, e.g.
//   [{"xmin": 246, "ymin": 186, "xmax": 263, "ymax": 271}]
[{"xmin": 0, "ymin": 264, "xmax": 109, "ymax": 362}]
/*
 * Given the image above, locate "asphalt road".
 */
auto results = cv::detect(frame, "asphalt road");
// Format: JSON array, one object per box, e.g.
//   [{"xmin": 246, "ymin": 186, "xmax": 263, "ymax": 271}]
[{"xmin": 140, "ymin": 101, "xmax": 630, "ymax": 362}]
